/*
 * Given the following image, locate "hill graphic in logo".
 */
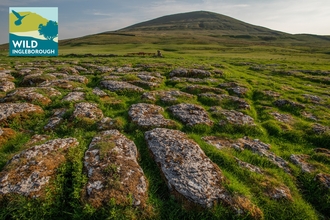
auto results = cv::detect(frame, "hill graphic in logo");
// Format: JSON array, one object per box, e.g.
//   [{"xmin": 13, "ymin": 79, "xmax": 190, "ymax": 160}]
[{"xmin": 9, "ymin": 7, "xmax": 58, "ymax": 56}]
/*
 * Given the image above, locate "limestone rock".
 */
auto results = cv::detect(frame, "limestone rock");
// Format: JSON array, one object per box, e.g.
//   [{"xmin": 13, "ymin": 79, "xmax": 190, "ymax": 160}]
[
  {"xmin": 0, "ymin": 138, "xmax": 78, "ymax": 198},
  {"xmin": 73, "ymin": 102, "xmax": 103, "ymax": 121},
  {"xmin": 142, "ymin": 90, "xmax": 194, "ymax": 103},
  {"xmin": 62, "ymin": 92, "xmax": 85, "ymax": 102},
  {"xmin": 93, "ymin": 87, "xmax": 107, "ymax": 97},
  {"xmin": 169, "ymin": 68, "xmax": 211, "ymax": 78},
  {"xmin": 83, "ymin": 130, "xmax": 148, "ymax": 208},
  {"xmin": 315, "ymin": 173, "xmax": 330, "ymax": 189},
  {"xmin": 21, "ymin": 73, "xmax": 55, "ymax": 86},
  {"xmin": 145, "ymin": 128, "xmax": 262, "ymax": 218},
  {"xmin": 270, "ymin": 112, "xmax": 294, "ymax": 124},
  {"xmin": 303, "ymin": 94, "xmax": 322, "ymax": 103},
  {"xmin": 263, "ymin": 90, "xmax": 280, "ymax": 98},
  {"xmin": 274, "ymin": 99, "xmax": 305, "ymax": 110},
  {"xmin": 185, "ymin": 85, "xmax": 225, "ymax": 94},
  {"xmin": 0, "ymin": 73, "xmax": 15, "ymax": 81},
  {"xmin": 1, "ymin": 87, "xmax": 61, "ymax": 105},
  {"xmin": 0, "ymin": 81, "xmax": 15, "ymax": 92},
  {"xmin": 0, "ymin": 103, "xmax": 43, "ymax": 122},
  {"xmin": 44, "ymin": 108, "xmax": 66, "ymax": 131},
  {"xmin": 100, "ymin": 80, "xmax": 144, "ymax": 93},
  {"xmin": 219, "ymin": 82, "xmax": 248, "ymax": 97},
  {"xmin": 169, "ymin": 103, "xmax": 213, "ymax": 126},
  {"xmin": 202, "ymin": 136, "xmax": 234, "ymax": 150},
  {"xmin": 235, "ymin": 157, "xmax": 263, "ymax": 174},
  {"xmin": 39, "ymin": 79, "xmax": 77, "ymax": 90},
  {"xmin": 210, "ymin": 107, "xmax": 255, "ymax": 126},
  {"xmin": 170, "ymin": 77, "xmax": 218, "ymax": 84},
  {"xmin": 266, "ymin": 185, "xmax": 293, "ymax": 201},
  {"xmin": 128, "ymin": 103, "xmax": 176, "ymax": 128},
  {"xmin": 290, "ymin": 154, "xmax": 315, "ymax": 173},
  {"xmin": 312, "ymin": 124, "xmax": 329, "ymax": 134},
  {"xmin": 234, "ymin": 137, "xmax": 290, "ymax": 173}
]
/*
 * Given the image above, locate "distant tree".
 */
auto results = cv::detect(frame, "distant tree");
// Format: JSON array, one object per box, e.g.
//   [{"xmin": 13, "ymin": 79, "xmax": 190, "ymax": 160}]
[{"xmin": 38, "ymin": 20, "xmax": 58, "ymax": 41}]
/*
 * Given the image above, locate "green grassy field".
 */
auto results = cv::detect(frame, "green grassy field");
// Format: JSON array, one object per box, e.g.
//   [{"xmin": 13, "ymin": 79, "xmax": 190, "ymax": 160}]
[{"xmin": 0, "ymin": 39, "xmax": 330, "ymax": 220}]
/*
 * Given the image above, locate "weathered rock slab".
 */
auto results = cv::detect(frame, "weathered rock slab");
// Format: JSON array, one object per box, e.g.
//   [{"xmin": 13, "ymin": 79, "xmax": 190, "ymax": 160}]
[
  {"xmin": 0, "ymin": 138, "xmax": 78, "ymax": 197},
  {"xmin": 73, "ymin": 102, "xmax": 103, "ymax": 121},
  {"xmin": 0, "ymin": 81, "xmax": 15, "ymax": 92},
  {"xmin": 100, "ymin": 80, "xmax": 144, "ymax": 93},
  {"xmin": 169, "ymin": 103, "xmax": 213, "ymax": 126},
  {"xmin": 83, "ymin": 130, "xmax": 148, "ymax": 208},
  {"xmin": 210, "ymin": 107, "xmax": 255, "ymax": 126},
  {"xmin": 0, "ymin": 103, "xmax": 43, "ymax": 122},
  {"xmin": 145, "ymin": 128, "xmax": 261, "ymax": 217},
  {"xmin": 62, "ymin": 92, "xmax": 85, "ymax": 102},
  {"xmin": 169, "ymin": 68, "xmax": 211, "ymax": 78},
  {"xmin": 142, "ymin": 90, "xmax": 194, "ymax": 103},
  {"xmin": 129, "ymin": 103, "xmax": 176, "ymax": 128}
]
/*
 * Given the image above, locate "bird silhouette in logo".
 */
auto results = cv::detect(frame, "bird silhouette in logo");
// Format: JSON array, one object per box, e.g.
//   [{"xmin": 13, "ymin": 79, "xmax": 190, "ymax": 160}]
[{"xmin": 12, "ymin": 10, "xmax": 28, "ymax": 26}]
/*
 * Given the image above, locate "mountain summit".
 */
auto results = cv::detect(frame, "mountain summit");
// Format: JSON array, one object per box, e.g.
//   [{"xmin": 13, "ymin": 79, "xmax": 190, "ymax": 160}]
[{"xmin": 119, "ymin": 11, "xmax": 283, "ymax": 36}]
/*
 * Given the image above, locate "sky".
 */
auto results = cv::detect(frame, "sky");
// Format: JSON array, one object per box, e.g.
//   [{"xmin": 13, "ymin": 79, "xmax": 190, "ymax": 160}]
[{"xmin": 1, "ymin": 0, "xmax": 330, "ymax": 44}]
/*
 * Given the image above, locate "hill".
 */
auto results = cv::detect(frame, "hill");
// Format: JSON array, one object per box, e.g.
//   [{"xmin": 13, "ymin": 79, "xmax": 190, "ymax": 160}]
[
  {"xmin": 57, "ymin": 11, "xmax": 330, "ymax": 52},
  {"xmin": 119, "ymin": 11, "xmax": 285, "ymax": 36}
]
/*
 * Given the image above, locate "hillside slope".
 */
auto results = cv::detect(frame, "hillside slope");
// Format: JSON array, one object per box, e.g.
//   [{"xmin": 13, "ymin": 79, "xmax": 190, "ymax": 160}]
[{"xmin": 119, "ymin": 11, "xmax": 285, "ymax": 36}]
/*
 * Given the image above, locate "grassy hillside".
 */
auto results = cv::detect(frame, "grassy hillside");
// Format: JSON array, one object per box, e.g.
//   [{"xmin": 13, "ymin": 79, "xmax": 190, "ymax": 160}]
[{"xmin": 119, "ymin": 11, "xmax": 285, "ymax": 36}]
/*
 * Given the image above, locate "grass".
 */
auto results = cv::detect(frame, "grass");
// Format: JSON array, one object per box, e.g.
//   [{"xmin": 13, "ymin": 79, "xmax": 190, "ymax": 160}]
[{"xmin": 0, "ymin": 35, "xmax": 330, "ymax": 219}]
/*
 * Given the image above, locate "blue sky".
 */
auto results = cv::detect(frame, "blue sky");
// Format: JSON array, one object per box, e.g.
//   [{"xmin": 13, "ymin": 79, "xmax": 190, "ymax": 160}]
[
  {"xmin": 1, "ymin": 0, "xmax": 330, "ymax": 44},
  {"xmin": 9, "ymin": 7, "xmax": 58, "ymax": 22}
]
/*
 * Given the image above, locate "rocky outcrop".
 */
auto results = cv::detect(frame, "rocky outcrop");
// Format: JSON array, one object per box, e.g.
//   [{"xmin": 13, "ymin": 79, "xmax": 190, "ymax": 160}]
[
  {"xmin": 128, "ymin": 103, "xmax": 176, "ymax": 128},
  {"xmin": 44, "ymin": 108, "xmax": 67, "ymax": 131},
  {"xmin": 270, "ymin": 112, "xmax": 294, "ymax": 124},
  {"xmin": 169, "ymin": 103, "xmax": 213, "ymax": 126},
  {"xmin": 235, "ymin": 157, "xmax": 263, "ymax": 174},
  {"xmin": 142, "ymin": 90, "xmax": 194, "ymax": 103},
  {"xmin": 0, "ymin": 138, "xmax": 79, "ymax": 198},
  {"xmin": 0, "ymin": 103, "xmax": 43, "ymax": 122},
  {"xmin": 38, "ymin": 79, "xmax": 75, "ymax": 90},
  {"xmin": 169, "ymin": 68, "xmax": 211, "ymax": 78},
  {"xmin": 1, "ymin": 87, "xmax": 61, "ymax": 105},
  {"xmin": 73, "ymin": 102, "xmax": 103, "ymax": 121},
  {"xmin": 83, "ymin": 130, "xmax": 148, "ymax": 208},
  {"xmin": 21, "ymin": 73, "xmax": 55, "ymax": 86},
  {"xmin": 100, "ymin": 80, "xmax": 144, "ymax": 93},
  {"xmin": 219, "ymin": 82, "xmax": 248, "ymax": 97},
  {"xmin": 290, "ymin": 154, "xmax": 315, "ymax": 173},
  {"xmin": 312, "ymin": 124, "xmax": 329, "ymax": 134},
  {"xmin": 315, "ymin": 173, "xmax": 330, "ymax": 189},
  {"xmin": 92, "ymin": 87, "xmax": 108, "ymax": 97},
  {"xmin": 233, "ymin": 137, "xmax": 290, "ymax": 173},
  {"xmin": 169, "ymin": 77, "xmax": 218, "ymax": 84},
  {"xmin": 274, "ymin": 99, "xmax": 305, "ymax": 110},
  {"xmin": 62, "ymin": 92, "xmax": 85, "ymax": 102},
  {"xmin": 210, "ymin": 107, "xmax": 255, "ymax": 126},
  {"xmin": 0, "ymin": 81, "xmax": 15, "ymax": 92},
  {"xmin": 145, "ymin": 128, "xmax": 262, "ymax": 218}
]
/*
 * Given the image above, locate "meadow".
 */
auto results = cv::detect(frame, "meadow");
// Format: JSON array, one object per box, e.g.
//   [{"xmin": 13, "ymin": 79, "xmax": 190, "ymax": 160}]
[{"xmin": 0, "ymin": 39, "xmax": 329, "ymax": 220}]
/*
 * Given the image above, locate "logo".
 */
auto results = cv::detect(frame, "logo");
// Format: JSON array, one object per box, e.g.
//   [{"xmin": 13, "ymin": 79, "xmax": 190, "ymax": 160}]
[{"xmin": 9, "ymin": 7, "xmax": 58, "ymax": 56}]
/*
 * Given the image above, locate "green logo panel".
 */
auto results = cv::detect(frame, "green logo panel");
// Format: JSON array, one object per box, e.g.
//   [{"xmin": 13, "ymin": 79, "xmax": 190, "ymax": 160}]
[{"xmin": 9, "ymin": 7, "xmax": 58, "ymax": 56}]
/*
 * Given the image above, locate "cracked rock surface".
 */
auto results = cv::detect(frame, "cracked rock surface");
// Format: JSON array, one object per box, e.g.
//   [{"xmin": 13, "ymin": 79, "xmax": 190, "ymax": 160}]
[
  {"xmin": 169, "ymin": 103, "xmax": 213, "ymax": 126},
  {"xmin": 83, "ymin": 130, "xmax": 148, "ymax": 208},
  {"xmin": 129, "ymin": 103, "xmax": 176, "ymax": 128},
  {"xmin": 145, "ymin": 128, "xmax": 262, "ymax": 217},
  {"xmin": 0, "ymin": 138, "xmax": 78, "ymax": 198}
]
